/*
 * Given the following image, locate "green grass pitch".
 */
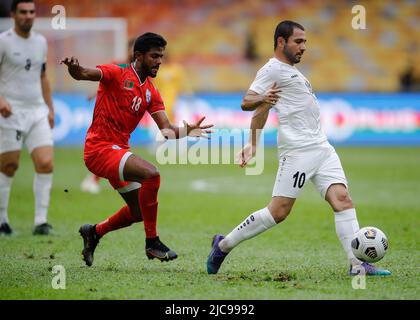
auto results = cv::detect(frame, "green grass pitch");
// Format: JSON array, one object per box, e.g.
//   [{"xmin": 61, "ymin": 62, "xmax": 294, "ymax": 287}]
[{"xmin": 0, "ymin": 146, "xmax": 419, "ymax": 299}]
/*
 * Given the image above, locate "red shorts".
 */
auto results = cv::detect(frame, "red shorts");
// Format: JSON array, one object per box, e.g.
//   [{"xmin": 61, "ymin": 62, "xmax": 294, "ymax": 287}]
[{"xmin": 84, "ymin": 141, "xmax": 140, "ymax": 192}]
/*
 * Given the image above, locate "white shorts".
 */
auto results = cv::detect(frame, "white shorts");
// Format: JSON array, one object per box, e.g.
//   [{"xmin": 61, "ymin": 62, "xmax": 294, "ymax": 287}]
[
  {"xmin": 0, "ymin": 109, "xmax": 53, "ymax": 154},
  {"xmin": 272, "ymin": 142, "xmax": 348, "ymax": 199}
]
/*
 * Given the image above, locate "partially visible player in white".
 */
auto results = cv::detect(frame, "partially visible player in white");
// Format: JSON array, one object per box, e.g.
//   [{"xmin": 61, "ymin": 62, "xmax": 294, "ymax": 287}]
[
  {"xmin": 206, "ymin": 20, "xmax": 391, "ymax": 276},
  {"xmin": 0, "ymin": 0, "xmax": 54, "ymax": 235}
]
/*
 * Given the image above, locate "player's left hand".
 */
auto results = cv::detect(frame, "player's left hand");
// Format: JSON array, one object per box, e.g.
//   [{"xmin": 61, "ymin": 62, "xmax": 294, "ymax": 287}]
[
  {"xmin": 0, "ymin": 97, "xmax": 12, "ymax": 118},
  {"xmin": 184, "ymin": 116, "xmax": 214, "ymax": 139},
  {"xmin": 60, "ymin": 56, "xmax": 83, "ymax": 79},
  {"xmin": 237, "ymin": 143, "xmax": 257, "ymax": 167},
  {"xmin": 48, "ymin": 109, "xmax": 55, "ymax": 128},
  {"xmin": 60, "ymin": 56, "xmax": 80, "ymax": 68}
]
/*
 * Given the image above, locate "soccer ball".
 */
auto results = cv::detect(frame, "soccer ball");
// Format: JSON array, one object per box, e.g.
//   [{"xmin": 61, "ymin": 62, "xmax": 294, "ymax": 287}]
[{"xmin": 351, "ymin": 226, "xmax": 389, "ymax": 263}]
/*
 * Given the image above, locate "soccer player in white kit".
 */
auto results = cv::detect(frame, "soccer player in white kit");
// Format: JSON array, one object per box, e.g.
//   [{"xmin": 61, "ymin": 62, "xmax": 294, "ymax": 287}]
[
  {"xmin": 207, "ymin": 20, "xmax": 391, "ymax": 276},
  {"xmin": 0, "ymin": 0, "xmax": 54, "ymax": 235}
]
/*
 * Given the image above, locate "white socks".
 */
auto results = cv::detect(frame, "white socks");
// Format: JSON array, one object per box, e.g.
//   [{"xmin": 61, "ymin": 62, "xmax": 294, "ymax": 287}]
[
  {"xmin": 334, "ymin": 208, "xmax": 360, "ymax": 265},
  {"xmin": 0, "ymin": 172, "xmax": 12, "ymax": 224},
  {"xmin": 215, "ymin": 206, "xmax": 361, "ymax": 266},
  {"xmin": 219, "ymin": 207, "xmax": 277, "ymax": 253},
  {"xmin": 33, "ymin": 173, "xmax": 52, "ymax": 226}
]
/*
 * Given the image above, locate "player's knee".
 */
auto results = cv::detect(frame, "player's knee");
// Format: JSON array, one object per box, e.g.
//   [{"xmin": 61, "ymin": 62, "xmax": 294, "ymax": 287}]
[
  {"xmin": 1, "ymin": 162, "xmax": 19, "ymax": 177},
  {"xmin": 333, "ymin": 190, "xmax": 353, "ymax": 211},
  {"xmin": 35, "ymin": 158, "xmax": 53, "ymax": 173},
  {"xmin": 144, "ymin": 167, "xmax": 160, "ymax": 180}
]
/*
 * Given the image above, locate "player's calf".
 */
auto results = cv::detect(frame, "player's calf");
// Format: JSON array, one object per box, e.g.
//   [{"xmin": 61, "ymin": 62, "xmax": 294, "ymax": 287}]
[{"xmin": 267, "ymin": 196, "xmax": 294, "ymax": 223}]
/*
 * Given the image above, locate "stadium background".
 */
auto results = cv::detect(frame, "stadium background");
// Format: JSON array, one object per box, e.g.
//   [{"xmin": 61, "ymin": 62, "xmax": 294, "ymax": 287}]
[{"xmin": 1, "ymin": 0, "xmax": 420, "ymax": 147}]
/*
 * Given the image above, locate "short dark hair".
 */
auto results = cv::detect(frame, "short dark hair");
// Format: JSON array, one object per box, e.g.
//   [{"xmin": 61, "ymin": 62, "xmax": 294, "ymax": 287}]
[
  {"xmin": 133, "ymin": 32, "xmax": 167, "ymax": 55},
  {"xmin": 11, "ymin": 0, "xmax": 34, "ymax": 12},
  {"xmin": 274, "ymin": 20, "xmax": 304, "ymax": 49}
]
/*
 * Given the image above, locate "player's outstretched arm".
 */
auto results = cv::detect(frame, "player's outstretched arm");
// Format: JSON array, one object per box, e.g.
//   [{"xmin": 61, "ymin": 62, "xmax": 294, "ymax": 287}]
[
  {"xmin": 151, "ymin": 111, "xmax": 213, "ymax": 140},
  {"xmin": 249, "ymin": 104, "xmax": 271, "ymax": 145},
  {"xmin": 237, "ymin": 104, "xmax": 271, "ymax": 167},
  {"xmin": 60, "ymin": 56, "xmax": 102, "ymax": 81},
  {"xmin": 241, "ymin": 82, "xmax": 281, "ymax": 111}
]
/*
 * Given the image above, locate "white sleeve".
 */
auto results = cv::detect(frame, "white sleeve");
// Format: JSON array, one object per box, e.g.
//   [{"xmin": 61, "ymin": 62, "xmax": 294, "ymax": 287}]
[{"xmin": 249, "ymin": 64, "xmax": 282, "ymax": 94}]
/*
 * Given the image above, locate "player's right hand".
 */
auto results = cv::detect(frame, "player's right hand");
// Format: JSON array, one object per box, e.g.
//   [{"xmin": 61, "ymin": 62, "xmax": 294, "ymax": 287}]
[
  {"xmin": 60, "ymin": 56, "xmax": 82, "ymax": 77},
  {"xmin": 60, "ymin": 56, "xmax": 88, "ymax": 80},
  {"xmin": 263, "ymin": 82, "xmax": 281, "ymax": 106},
  {"xmin": 60, "ymin": 56, "xmax": 80, "ymax": 68},
  {"xmin": 237, "ymin": 143, "xmax": 257, "ymax": 167},
  {"xmin": 0, "ymin": 97, "xmax": 12, "ymax": 118}
]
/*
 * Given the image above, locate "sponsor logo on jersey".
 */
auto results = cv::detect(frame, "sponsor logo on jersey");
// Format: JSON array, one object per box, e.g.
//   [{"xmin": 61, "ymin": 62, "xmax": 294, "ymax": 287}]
[
  {"xmin": 112, "ymin": 145, "xmax": 122, "ymax": 150},
  {"xmin": 146, "ymin": 89, "xmax": 151, "ymax": 104},
  {"xmin": 291, "ymin": 74, "xmax": 298, "ymax": 78}
]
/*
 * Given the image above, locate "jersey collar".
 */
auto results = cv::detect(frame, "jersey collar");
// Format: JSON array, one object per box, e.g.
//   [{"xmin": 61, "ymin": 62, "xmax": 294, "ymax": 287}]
[
  {"xmin": 130, "ymin": 62, "xmax": 146, "ymax": 86},
  {"xmin": 12, "ymin": 27, "xmax": 32, "ymax": 40}
]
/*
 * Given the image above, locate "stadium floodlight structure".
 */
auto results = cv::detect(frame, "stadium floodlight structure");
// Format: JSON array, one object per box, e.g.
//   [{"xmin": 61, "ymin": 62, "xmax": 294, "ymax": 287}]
[{"xmin": 0, "ymin": 17, "xmax": 127, "ymax": 93}]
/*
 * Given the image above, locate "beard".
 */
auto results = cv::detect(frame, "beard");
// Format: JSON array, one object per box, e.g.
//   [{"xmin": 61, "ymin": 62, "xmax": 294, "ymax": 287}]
[
  {"xmin": 283, "ymin": 46, "xmax": 302, "ymax": 64},
  {"xmin": 146, "ymin": 64, "xmax": 159, "ymax": 77},
  {"xmin": 19, "ymin": 21, "xmax": 33, "ymax": 33},
  {"xmin": 139, "ymin": 62, "xmax": 154, "ymax": 77}
]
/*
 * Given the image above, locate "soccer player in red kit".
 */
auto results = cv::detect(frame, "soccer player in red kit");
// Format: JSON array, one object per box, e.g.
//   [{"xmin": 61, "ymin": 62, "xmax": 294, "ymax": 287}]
[{"xmin": 61, "ymin": 33, "xmax": 212, "ymax": 266}]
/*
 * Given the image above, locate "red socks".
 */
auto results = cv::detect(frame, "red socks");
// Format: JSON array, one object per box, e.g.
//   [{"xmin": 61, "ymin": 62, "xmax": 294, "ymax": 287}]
[
  {"xmin": 95, "ymin": 205, "xmax": 140, "ymax": 237},
  {"xmin": 139, "ymin": 175, "xmax": 160, "ymax": 238},
  {"xmin": 94, "ymin": 175, "xmax": 160, "ymax": 238}
]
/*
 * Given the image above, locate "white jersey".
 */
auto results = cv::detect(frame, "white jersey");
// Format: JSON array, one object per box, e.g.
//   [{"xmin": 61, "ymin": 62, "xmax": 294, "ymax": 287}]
[
  {"xmin": 0, "ymin": 28, "xmax": 47, "ymax": 109},
  {"xmin": 249, "ymin": 57, "xmax": 327, "ymax": 152}
]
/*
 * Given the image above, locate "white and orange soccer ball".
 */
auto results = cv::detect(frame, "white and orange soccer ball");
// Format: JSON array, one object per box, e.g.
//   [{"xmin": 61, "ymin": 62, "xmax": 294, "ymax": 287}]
[{"xmin": 351, "ymin": 227, "xmax": 389, "ymax": 263}]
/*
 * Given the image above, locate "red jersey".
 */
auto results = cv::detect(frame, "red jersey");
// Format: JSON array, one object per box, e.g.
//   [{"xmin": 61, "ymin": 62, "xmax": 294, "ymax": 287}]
[{"xmin": 85, "ymin": 63, "xmax": 165, "ymax": 149}]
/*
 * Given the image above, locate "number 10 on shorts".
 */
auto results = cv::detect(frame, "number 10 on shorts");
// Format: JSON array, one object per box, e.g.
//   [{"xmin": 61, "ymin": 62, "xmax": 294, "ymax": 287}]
[{"xmin": 292, "ymin": 171, "xmax": 306, "ymax": 188}]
